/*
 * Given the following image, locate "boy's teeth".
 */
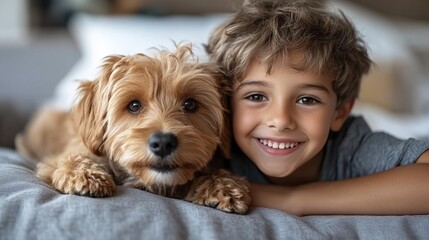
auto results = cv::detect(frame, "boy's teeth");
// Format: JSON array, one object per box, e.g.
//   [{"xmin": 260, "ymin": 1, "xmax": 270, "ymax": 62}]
[{"xmin": 259, "ymin": 139, "xmax": 298, "ymax": 149}]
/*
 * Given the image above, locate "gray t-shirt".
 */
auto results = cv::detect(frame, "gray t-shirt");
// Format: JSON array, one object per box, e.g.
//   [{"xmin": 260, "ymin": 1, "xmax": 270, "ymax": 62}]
[{"xmin": 229, "ymin": 116, "xmax": 429, "ymax": 183}]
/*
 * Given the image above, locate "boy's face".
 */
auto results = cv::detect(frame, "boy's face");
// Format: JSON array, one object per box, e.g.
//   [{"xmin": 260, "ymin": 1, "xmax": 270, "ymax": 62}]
[{"xmin": 232, "ymin": 60, "xmax": 351, "ymax": 179}]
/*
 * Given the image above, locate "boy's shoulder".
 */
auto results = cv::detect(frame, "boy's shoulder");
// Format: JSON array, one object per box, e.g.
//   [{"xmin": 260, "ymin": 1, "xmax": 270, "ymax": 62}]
[
  {"xmin": 328, "ymin": 114, "xmax": 406, "ymax": 156},
  {"xmin": 330, "ymin": 115, "xmax": 371, "ymax": 147},
  {"xmin": 341, "ymin": 115, "xmax": 370, "ymax": 134},
  {"xmin": 334, "ymin": 115, "xmax": 424, "ymax": 149},
  {"xmin": 322, "ymin": 115, "xmax": 429, "ymax": 180}
]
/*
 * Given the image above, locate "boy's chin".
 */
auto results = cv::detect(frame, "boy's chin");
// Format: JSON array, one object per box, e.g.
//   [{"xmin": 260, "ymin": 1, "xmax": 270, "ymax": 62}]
[{"xmin": 258, "ymin": 164, "xmax": 295, "ymax": 179}]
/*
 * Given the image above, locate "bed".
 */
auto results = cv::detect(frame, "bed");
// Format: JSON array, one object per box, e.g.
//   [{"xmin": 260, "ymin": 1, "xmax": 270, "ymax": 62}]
[
  {"xmin": 1, "ymin": 1, "xmax": 429, "ymax": 239},
  {"xmin": 1, "ymin": 148, "xmax": 429, "ymax": 239}
]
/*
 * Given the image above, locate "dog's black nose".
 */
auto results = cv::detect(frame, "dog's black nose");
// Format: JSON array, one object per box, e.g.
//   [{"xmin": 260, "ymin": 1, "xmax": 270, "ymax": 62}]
[{"xmin": 148, "ymin": 132, "xmax": 178, "ymax": 158}]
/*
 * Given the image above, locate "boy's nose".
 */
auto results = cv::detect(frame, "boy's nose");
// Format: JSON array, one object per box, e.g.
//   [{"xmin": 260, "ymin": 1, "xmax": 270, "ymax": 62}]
[{"xmin": 265, "ymin": 104, "xmax": 295, "ymax": 131}]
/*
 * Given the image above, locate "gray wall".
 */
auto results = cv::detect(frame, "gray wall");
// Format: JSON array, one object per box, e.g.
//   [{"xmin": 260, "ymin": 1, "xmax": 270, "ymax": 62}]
[{"xmin": 0, "ymin": 31, "xmax": 80, "ymax": 148}]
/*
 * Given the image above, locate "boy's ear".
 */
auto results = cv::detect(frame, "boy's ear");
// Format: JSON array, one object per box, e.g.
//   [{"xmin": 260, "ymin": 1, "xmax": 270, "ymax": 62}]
[{"xmin": 330, "ymin": 100, "xmax": 355, "ymax": 132}]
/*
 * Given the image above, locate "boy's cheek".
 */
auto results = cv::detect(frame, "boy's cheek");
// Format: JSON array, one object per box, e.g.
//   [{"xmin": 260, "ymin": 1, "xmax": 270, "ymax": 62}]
[{"xmin": 232, "ymin": 113, "xmax": 252, "ymax": 136}]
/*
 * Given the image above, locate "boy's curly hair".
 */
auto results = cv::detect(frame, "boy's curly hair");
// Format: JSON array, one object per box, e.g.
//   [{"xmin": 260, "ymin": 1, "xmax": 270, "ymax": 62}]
[{"xmin": 207, "ymin": 0, "xmax": 372, "ymax": 107}]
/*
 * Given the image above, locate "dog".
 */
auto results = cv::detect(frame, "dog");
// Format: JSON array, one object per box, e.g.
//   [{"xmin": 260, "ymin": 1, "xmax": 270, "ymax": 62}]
[{"xmin": 15, "ymin": 44, "xmax": 250, "ymax": 214}]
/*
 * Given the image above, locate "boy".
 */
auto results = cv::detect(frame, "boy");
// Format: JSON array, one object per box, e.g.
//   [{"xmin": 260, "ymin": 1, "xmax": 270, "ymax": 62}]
[{"xmin": 207, "ymin": 0, "xmax": 429, "ymax": 216}]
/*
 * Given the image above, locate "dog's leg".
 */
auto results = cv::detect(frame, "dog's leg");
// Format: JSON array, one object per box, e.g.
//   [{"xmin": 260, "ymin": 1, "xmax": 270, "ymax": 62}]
[
  {"xmin": 37, "ymin": 153, "xmax": 115, "ymax": 197},
  {"xmin": 185, "ymin": 169, "xmax": 251, "ymax": 214}
]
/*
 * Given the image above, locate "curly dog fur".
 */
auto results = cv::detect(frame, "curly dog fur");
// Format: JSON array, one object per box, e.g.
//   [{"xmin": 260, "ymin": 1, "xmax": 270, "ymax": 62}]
[{"xmin": 16, "ymin": 44, "xmax": 250, "ymax": 214}]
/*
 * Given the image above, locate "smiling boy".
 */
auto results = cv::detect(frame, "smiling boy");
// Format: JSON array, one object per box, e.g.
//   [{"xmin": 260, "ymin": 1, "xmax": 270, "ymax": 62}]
[{"xmin": 207, "ymin": 0, "xmax": 429, "ymax": 215}]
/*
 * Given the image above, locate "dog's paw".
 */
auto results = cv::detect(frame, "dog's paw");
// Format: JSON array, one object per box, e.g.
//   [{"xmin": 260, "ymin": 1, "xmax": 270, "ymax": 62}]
[
  {"xmin": 186, "ymin": 170, "xmax": 251, "ymax": 214},
  {"xmin": 52, "ymin": 168, "xmax": 115, "ymax": 197},
  {"xmin": 49, "ymin": 156, "xmax": 115, "ymax": 197}
]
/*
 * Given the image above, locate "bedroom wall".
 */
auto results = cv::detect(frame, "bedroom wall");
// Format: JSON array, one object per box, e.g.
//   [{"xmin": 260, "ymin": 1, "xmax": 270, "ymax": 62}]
[
  {"xmin": 348, "ymin": 0, "xmax": 429, "ymax": 21},
  {"xmin": 0, "ymin": 32, "xmax": 80, "ymax": 148}
]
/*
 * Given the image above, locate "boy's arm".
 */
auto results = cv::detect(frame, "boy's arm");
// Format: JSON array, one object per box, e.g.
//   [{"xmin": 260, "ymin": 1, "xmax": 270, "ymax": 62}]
[{"xmin": 250, "ymin": 150, "xmax": 429, "ymax": 216}]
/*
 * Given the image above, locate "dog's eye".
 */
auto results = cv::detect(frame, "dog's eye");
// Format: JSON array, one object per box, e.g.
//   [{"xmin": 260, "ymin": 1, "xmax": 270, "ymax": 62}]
[
  {"xmin": 183, "ymin": 98, "xmax": 198, "ymax": 113},
  {"xmin": 127, "ymin": 100, "xmax": 143, "ymax": 114}
]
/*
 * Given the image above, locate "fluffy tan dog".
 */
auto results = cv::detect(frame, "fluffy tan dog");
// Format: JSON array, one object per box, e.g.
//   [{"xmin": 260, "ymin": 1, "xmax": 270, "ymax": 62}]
[{"xmin": 16, "ymin": 44, "xmax": 250, "ymax": 214}]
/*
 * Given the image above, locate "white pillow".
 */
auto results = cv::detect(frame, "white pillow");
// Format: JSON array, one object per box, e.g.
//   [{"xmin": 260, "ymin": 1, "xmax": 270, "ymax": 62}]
[{"xmin": 49, "ymin": 13, "xmax": 230, "ymax": 109}]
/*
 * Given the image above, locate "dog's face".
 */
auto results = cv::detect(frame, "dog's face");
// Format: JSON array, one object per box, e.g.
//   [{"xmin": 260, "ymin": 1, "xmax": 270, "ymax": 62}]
[{"xmin": 72, "ymin": 45, "xmax": 230, "ymax": 187}]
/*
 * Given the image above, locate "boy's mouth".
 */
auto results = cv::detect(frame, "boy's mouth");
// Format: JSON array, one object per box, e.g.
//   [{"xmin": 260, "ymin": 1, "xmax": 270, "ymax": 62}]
[{"xmin": 257, "ymin": 138, "xmax": 300, "ymax": 150}]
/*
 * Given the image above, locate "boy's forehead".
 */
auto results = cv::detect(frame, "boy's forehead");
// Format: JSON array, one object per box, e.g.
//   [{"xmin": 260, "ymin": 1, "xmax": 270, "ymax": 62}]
[{"xmin": 240, "ymin": 55, "xmax": 332, "ymax": 83}]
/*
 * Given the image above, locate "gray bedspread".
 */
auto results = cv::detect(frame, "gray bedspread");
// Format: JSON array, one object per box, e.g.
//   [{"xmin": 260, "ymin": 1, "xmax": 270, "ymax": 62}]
[{"xmin": 1, "ymin": 147, "xmax": 428, "ymax": 240}]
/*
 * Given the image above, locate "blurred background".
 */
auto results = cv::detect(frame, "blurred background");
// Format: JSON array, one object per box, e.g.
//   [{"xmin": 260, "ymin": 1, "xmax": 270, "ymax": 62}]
[{"xmin": 1, "ymin": 0, "xmax": 429, "ymax": 148}]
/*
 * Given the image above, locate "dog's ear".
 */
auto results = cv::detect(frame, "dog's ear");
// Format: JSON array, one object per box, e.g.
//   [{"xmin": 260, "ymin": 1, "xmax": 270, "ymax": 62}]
[
  {"xmin": 71, "ymin": 55, "xmax": 126, "ymax": 156},
  {"xmin": 219, "ymin": 110, "xmax": 231, "ymax": 159},
  {"xmin": 215, "ymin": 69, "xmax": 233, "ymax": 159},
  {"xmin": 200, "ymin": 62, "xmax": 232, "ymax": 159}
]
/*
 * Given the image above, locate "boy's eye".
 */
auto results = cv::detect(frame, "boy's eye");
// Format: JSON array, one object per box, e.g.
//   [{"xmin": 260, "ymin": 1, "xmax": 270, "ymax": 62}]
[
  {"xmin": 245, "ymin": 94, "xmax": 267, "ymax": 102},
  {"xmin": 297, "ymin": 97, "xmax": 319, "ymax": 105}
]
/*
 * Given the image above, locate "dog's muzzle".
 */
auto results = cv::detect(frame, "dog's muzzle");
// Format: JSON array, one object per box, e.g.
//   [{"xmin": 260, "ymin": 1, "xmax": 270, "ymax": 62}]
[{"xmin": 148, "ymin": 132, "xmax": 178, "ymax": 158}]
